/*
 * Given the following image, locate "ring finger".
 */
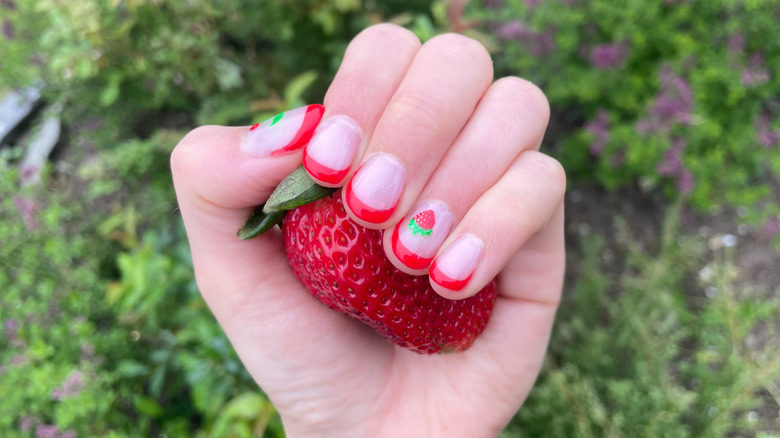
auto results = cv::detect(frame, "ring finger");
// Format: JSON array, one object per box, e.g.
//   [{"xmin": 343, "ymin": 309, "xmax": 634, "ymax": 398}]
[{"xmin": 384, "ymin": 77, "xmax": 551, "ymax": 273}]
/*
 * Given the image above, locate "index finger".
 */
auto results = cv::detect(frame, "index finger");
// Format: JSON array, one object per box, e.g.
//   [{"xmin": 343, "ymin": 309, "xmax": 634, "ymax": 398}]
[{"xmin": 302, "ymin": 24, "xmax": 421, "ymax": 187}]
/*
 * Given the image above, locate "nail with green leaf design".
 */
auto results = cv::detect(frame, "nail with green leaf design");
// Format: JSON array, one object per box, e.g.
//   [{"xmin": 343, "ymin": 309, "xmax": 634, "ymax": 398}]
[{"xmin": 241, "ymin": 104, "xmax": 324, "ymax": 157}]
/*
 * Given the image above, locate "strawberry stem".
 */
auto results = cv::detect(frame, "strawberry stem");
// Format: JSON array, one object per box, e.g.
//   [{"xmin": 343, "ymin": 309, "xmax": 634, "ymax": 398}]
[{"xmin": 237, "ymin": 165, "xmax": 335, "ymax": 240}]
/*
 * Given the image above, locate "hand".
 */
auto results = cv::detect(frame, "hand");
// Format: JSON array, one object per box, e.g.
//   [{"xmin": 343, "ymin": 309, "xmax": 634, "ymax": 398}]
[{"xmin": 171, "ymin": 24, "xmax": 565, "ymax": 438}]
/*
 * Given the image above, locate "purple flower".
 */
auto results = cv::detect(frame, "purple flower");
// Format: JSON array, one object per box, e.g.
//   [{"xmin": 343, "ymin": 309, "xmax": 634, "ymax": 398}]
[
  {"xmin": 483, "ymin": 0, "xmax": 505, "ymax": 9},
  {"xmin": 52, "ymin": 370, "xmax": 85, "ymax": 401},
  {"xmin": 585, "ymin": 109, "xmax": 610, "ymax": 155},
  {"xmin": 1, "ymin": 19, "xmax": 13, "ymax": 40},
  {"xmin": 13, "ymin": 195, "xmax": 37, "ymax": 230},
  {"xmin": 10, "ymin": 354, "xmax": 26, "ymax": 366},
  {"xmin": 0, "ymin": 0, "xmax": 16, "ymax": 10},
  {"xmin": 676, "ymin": 169, "xmax": 695, "ymax": 194},
  {"xmin": 637, "ymin": 66, "xmax": 693, "ymax": 135},
  {"xmin": 36, "ymin": 425, "xmax": 59, "ymax": 438},
  {"xmin": 756, "ymin": 112, "xmax": 779, "ymax": 149},
  {"xmin": 728, "ymin": 32, "xmax": 745, "ymax": 54},
  {"xmin": 4, "ymin": 319, "xmax": 19, "ymax": 341},
  {"xmin": 589, "ymin": 43, "xmax": 629, "ymax": 69},
  {"xmin": 497, "ymin": 21, "xmax": 529, "ymax": 39},
  {"xmin": 496, "ymin": 21, "xmax": 556, "ymax": 56},
  {"xmin": 524, "ymin": 0, "xmax": 540, "ymax": 9},
  {"xmin": 19, "ymin": 415, "xmax": 39, "ymax": 432},
  {"xmin": 763, "ymin": 217, "xmax": 780, "ymax": 239},
  {"xmin": 656, "ymin": 138, "xmax": 694, "ymax": 194},
  {"xmin": 657, "ymin": 138, "xmax": 686, "ymax": 176},
  {"xmin": 741, "ymin": 53, "xmax": 769, "ymax": 87}
]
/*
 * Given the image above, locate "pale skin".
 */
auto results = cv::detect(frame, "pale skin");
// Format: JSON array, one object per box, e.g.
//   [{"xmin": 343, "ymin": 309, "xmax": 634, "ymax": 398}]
[{"xmin": 171, "ymin": 24, "xmax": 566, "ymax": 438}]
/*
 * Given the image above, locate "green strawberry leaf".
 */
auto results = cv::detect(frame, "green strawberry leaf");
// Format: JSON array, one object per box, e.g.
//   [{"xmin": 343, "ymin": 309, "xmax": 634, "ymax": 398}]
[
  {"xmin": 237, "ymin": 206, "xmax": 286, "ymax": 240},
  {"xmin": 263, "ymin": 165, "xmax": 335, "ymax": 213},
  {"xmin": 409, "ymin": 217, "xmax": 433, "ymax": 236},
  {"xmin": 238, "ymin": 166, "xmax": 335, "ymax": 239}
]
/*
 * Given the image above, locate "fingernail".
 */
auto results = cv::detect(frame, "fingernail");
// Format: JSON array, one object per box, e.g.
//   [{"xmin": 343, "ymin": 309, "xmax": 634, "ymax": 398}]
[
  {"xmin": 241, "ymin": 104, "xmax": 324, "ymax": 157},
  {"xmin": 303, "ymin": 115, "xmax": 362, "ymax": 184},
  {"xmin": 345, "ymin": 153, "xmax": 406, "ymax": 223},
  {"xmin": 429, "ymin": 234, "xmax": 484, "ymax": 291},
  {"xmin": 392, "ymin": 200, "xmax": 454, "ymax": 270}
]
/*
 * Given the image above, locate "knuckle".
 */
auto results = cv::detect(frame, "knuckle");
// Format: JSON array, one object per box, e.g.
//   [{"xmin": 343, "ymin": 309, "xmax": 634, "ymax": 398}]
[
  {"xmin": 527, "ymin": 151, "xmax": 567, "ymax": 200},
  {"xmin": 383, "ymin": 89, "xmax": 445, "ymax": 138},
  {"xmin": 492, "ymin": 77, "xmax": 550, "ymax": 129}
]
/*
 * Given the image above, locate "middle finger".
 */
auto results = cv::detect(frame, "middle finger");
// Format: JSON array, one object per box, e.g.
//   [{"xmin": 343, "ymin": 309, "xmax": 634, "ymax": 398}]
[{"xmin": 342, "ymin": 33, "xmax": 494, "ymax": 227}]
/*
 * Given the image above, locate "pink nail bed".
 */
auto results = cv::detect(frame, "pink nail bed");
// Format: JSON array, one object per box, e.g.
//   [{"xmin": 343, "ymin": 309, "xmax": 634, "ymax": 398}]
[
  {"xmin": 429, "ymin": 234, "xmax": 485, "ymax": 291},
  {"xmin": 391, "ymin": 200, "xmax": 454, "ymax": 270},
  {"xmin": 303, "ymin": 115, "xmax": 362, "ymax": 185},
  {"xmin": 344, "ymin": 153, "xmax": 406, "ymax": 223}
]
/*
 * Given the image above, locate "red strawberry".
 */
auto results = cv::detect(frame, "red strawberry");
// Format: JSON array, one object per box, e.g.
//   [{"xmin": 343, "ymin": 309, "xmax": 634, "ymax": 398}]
[
  {"xmin": 409, "ymin": 209, "xmax": 435, "ymax": 236},
  {"xmin": 238, "ymin": 167, "xmax": 498, "ymax": 354},
  {"xmin": 282, "ymin": 191, "xmax": 497, "ymax": 354}
]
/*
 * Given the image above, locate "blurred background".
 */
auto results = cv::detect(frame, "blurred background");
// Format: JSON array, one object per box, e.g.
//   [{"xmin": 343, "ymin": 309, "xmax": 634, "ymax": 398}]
[{"xmin": 1, "ymin": 0, "xmax": 779, "ymax": 436}]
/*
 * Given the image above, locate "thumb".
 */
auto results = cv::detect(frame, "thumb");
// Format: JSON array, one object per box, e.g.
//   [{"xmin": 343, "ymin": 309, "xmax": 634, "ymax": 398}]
[{"xmin": 170, "ymin": 106, "xmax": 323, "ymax": 319}]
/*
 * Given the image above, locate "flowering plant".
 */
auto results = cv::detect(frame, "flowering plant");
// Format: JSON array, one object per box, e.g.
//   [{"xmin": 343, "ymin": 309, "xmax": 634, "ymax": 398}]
[{"xmin": 482, "ymin": 0, "xmax": 780, "ymax": 238}]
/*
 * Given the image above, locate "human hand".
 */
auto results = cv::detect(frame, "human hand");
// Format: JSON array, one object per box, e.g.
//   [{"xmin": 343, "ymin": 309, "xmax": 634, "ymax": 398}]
[{"xmin": 171, "ymin": 24, "xmax": 565, "ymax": 438}]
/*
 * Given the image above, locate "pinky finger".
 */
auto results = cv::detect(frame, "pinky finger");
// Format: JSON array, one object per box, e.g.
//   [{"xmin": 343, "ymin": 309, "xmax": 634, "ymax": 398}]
[{"xmin": 428, "ymin": 150, "xmax": 566, "ymax": 299}]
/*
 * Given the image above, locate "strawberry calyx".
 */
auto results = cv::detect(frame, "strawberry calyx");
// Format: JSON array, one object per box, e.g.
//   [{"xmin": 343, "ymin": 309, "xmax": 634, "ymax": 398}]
[{"xmin": 238, "ymin": 165, "xmax": 335, "ymax": 240}]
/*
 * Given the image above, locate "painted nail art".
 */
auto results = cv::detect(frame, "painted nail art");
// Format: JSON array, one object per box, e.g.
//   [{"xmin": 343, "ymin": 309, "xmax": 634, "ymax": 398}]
[
  {"xmin": 303, "ymin": 115, "xmax": 362, "ymax": 184},
  {"xmin": 429, "ymin": 234, "xmax": 484, "ymax": 291},
  {"xmin": 241, "ymin": 104, "xmax": 324, "ymax": 157},
  {"xmin": 391, "ymin": 200, "xmax": 454, "ymax": 270},
  {"xmin": 344, "ymin": 153, "xmax": 406, "ymax": 223}
]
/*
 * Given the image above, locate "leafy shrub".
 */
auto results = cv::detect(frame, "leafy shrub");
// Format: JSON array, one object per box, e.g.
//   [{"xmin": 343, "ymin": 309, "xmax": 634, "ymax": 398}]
[
  {"xmin": 0, "ymin": 135, "xmax": 282, "ymax": 436},
  {"xmin": 0, "ymin": 0, "xmax": 435, "ymax": 134},
  {"xmin": 503, "ymin": 205, "xmax": 780, "ymax": 437},
  {"xmin": 3, "ymin": 0, "xmax": 779, "ymax": 436},
  {"xmin": 479, "ymin": 0, "xmax": 780, "ymax": 227}
]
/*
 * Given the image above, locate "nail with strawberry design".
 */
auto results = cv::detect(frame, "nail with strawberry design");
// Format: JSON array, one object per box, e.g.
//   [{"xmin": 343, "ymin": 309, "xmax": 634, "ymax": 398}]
[
  {"xmin": 241, "ymin": 104, "xmax": 324, "ymax": 157},
  {"xmin": 391, "ymin": 200, "xmax": 454, "ymax": 270}
]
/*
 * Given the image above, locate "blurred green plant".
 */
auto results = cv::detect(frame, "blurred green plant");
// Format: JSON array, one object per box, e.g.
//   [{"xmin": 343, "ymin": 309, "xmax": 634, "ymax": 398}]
[
  {"xmin": 0, "ymin": 133, "xmax": 284, "ymax": 436},
  {"xmin": 0, "ymin": 0, "xmax": 437, "ymax": 133},
  {"xmin": 2, "ymin": 0, "xmax": 779, "ymax": 436},
  {"xmin": 477, "ymin": 0, "xmax": 780, "ymax": 233},
  {"xmin": 502, "ymin": 203, "xmax": 780, "ymax": 437}
]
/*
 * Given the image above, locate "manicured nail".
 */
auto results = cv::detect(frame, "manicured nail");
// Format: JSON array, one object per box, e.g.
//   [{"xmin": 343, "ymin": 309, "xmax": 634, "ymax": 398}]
[
  {"xmin": 345, "ymin": 153, "xmax": 406, "ymax": 223},
  {"xmin": 303, "ymin": 115, "xmax": 362, "ymax": 184},
  {"xmin": 392, "ymin": 200, "xmax": 454, "ymax": 270},
  {"xmin": 241, "ymin": 104, "xmax": 324, "ymax": 157},
  {"xmin": 429, "ymin": 234, "xmax": 485, "ymax": 291}
]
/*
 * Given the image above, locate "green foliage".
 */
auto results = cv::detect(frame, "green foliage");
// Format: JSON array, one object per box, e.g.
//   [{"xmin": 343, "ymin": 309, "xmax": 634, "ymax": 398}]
[
  {"xmin": 479, "ymin": 0, "xmax": 780, "ymax": 216},
  {"xmin": 502, "ymin": 204, "xmax": 780, "ymax": 437},
  {"xmin": 0, "ymin": 136, "xmax": 282, "ymax": 436},
  {"xmin": 2, "ymin": 0, "xmax": 779, "ymax": 435},
  {"xmin": 0, "ymin": 0, "xmax": 434, "ymax": 134}
]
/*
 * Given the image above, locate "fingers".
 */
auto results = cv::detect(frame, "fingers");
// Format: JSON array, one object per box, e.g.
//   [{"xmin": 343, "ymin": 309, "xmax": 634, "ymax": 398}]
[
  {"xmin": 339, "ymin": 33, "xmax": 494, "ymax": 226},
  {"xmin": 383, "ymin": 77, "xmax": 550, "ymax": 273},
  {"xmin": 427, "ymin": 151, "xmax": 567, "ymax": 301},
  {"xmin": 303, "ymin": 24, "xmax": 421, "ymax": 187}
]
